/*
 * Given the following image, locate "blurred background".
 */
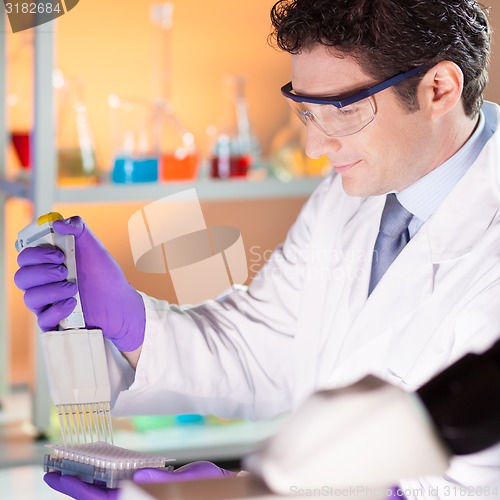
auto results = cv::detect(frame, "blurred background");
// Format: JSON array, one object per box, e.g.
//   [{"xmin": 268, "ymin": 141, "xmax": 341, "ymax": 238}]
[
  {"xmin": 5, "ymin": 0, "xmax": 308, "ymax": 388},
  {"xmin": 1, "ymin": 0, "xmax": 500, "ymax": 471},
  {"xmin": 2, "ymin": 3, "xmax": 316, "ymax": 482}
]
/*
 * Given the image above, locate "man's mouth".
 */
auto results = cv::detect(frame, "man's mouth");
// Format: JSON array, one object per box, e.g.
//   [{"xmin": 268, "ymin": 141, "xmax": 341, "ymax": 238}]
[{"xmin": 333, "ymin": 160, "xmax": 361, "ymax": 174}]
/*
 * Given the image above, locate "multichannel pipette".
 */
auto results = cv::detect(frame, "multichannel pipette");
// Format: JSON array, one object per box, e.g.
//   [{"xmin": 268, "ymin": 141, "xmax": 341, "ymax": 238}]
[
  {"xmin": 18, "ymin": 212, "xmax": 175, "ymax": 487},
  {"xmin": 16, "ymin": 212, "xmax": 113, "ymax": 446}
]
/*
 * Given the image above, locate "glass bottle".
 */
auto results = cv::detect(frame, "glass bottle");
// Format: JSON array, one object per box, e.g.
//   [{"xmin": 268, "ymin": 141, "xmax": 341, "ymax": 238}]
[
  {"xmin": 270, "ymin": 109, "xmax": 331, "ymax": 181},
  {"xmin": 209, "ymin": 75, "xmax": 261, "ymax": 179},
  {"xmin": 54, "ymin": 69, "xmax": 99, "ymax": 185}
]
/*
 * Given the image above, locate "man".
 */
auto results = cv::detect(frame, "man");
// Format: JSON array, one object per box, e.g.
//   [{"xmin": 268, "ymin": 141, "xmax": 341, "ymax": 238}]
[{"xmin": 15, "ymin": 0, "xmax": 500, "ymax": 497}]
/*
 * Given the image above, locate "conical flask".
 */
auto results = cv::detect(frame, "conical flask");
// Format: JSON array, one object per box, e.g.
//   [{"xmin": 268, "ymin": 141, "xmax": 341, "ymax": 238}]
[
  {"xmin": 209, "ymin": 75, "xmax": 260, "ymax": 179},
  {"xmin": 151, "ymin": 3, "xmax": 199, "ymax": 181},
  {"xmin": 109, "ymin": 95, "xmax": 159, "ymax": 184},
  {"xmin": 154, "ymin": 100, "xmax": 199, "ymax": 181},
  {"xmin": 270, "ymin": 108, "xmax": 331, "ymax": 181},
  {"xmin": 54, "ymin": 69, "xmax": 99, "ymax": 185},
  {"xmin": 8, "ymin": 32, "xmax": 33, "ymax": 170}
]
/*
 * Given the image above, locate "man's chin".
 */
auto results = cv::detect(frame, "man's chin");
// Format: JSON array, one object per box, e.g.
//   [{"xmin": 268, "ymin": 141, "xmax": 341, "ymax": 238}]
[
  {"xmin": 340, "ymin": 176, "xmax": 389, "ymax": 198},
  {"xmin": 340, "ymin": 178, "xmax": 371, "ymax": 197}
]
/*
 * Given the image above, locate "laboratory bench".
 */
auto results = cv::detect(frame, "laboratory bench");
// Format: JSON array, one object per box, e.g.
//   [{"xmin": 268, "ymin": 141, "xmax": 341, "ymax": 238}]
[
  {"xmin": 0, "ymin": 466, "xmax": 67, "ymax": 500},
  {"xmin": 0, "ymin": 467, "xmax": 276, "ymax": 500},
  {"xmin": 0, "ymin": 468, "xmax": 378, "ymax": 499},
  {"xmin": 0, "ymin": 391, "xmax": 385, "ymax": 499},
  {"xmin": 0, "ymin": 388, "xmax": 286, "ymax": 497}
]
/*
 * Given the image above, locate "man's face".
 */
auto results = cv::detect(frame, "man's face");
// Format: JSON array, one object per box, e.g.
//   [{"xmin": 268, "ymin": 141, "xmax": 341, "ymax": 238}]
[{"xmin": 291, "ymin": 44, "xmax": 439, "ymax": 196}]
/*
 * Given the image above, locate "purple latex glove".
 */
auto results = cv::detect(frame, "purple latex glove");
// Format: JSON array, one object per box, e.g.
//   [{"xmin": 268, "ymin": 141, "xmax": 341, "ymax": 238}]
[
  {"xmin": 44, "ymin": 472, "xmax": 118, "ymax": 500},
  {"xmin": 14, "ymin": 216, "xmax": 145, "ymax": 352},
  {"xmin": 133, "ymin": 461, "xmax": 236, "ymax": 483},
  {"xmin": 44, "ymin": 462, "xmax": 235, "ymax": 499},
  {"xmin": 386, "ymin": 485, "xmax": 407, "ymax": 499}
]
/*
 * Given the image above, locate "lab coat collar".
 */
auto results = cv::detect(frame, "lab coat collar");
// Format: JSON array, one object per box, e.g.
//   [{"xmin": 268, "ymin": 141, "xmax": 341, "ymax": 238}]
[
  {"xmin": 426, "ymin": 101, "xmax": 500, "ymax": 263},
  {"xmin": 333, "ymin": 103, "xmax": 500, "ymax": 369}
]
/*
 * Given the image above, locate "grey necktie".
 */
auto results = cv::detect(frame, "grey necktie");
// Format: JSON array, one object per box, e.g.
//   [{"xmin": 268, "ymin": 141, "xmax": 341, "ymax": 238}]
[{"xmin": 368, "ymin": 193, "xmax": 413, "ymax": 295}]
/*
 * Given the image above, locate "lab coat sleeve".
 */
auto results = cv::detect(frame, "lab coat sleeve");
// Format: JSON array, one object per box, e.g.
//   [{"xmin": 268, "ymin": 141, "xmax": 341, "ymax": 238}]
[{"xmin": 110, "ymin": 174, "xmax": 337, "ymax": 420}]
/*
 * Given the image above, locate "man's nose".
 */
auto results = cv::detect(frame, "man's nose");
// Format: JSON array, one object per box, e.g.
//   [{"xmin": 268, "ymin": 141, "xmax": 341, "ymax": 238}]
[{"xmin": 304, "ymin": 122, "xmax": 341, "ymax": 159}]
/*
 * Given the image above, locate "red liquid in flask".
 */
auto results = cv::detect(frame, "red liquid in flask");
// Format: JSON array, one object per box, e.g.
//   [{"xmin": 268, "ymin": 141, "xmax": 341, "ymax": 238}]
[
  {"xmin": 210, "ymin": 155, "xmax": 251, "ymax": 178},
  {"xmin": 11, "ymin": 131, "xmax": 31, "ymax": 168}
]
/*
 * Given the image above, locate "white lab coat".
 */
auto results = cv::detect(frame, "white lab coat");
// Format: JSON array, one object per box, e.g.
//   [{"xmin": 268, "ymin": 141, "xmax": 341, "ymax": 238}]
[{"xmin": 107, "ymin": 102, "xmax": 500, "ymax": 496}]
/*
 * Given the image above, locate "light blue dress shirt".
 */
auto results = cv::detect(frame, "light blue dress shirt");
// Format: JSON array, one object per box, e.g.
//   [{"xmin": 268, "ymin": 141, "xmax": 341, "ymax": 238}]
[{"xmin": 397, "ymin": 109, "xmax": 494, "ymax": 237}]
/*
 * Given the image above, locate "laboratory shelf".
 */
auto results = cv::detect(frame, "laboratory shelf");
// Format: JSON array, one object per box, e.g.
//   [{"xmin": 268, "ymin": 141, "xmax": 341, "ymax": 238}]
[{"xmin": 0, "ymin": 176, "xmax": 322, "ymax": 204}]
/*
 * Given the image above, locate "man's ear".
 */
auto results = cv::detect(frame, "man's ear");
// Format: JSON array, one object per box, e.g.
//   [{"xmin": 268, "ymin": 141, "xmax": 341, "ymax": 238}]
[{"xmin": 418, "ymin": 61, "xmax": 464, "ymax": 119}]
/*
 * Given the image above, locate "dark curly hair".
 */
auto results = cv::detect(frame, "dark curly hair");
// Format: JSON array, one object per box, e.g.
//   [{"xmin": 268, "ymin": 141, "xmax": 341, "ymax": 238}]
[{"xmin": 270, "ymin": 0, "xmax": 491, "ymax": 117}]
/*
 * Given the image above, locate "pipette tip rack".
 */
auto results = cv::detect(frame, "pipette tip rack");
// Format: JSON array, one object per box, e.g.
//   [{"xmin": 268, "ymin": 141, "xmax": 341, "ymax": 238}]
[{"xmin": 44, "ymin": 441, "xmax": 175, "ymax": 488}]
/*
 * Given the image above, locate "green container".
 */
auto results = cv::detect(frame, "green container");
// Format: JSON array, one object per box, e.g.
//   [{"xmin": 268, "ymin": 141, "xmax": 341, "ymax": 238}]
[{"xmin": 132, "ymin": 415, "xmax": 176, "ymax": 432}]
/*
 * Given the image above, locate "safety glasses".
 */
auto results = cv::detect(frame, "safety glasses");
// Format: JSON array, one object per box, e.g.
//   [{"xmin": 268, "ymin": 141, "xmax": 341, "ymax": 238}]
[{"xmin": 281, "ymin": 64, "xmax": 431, "ymax": 137}]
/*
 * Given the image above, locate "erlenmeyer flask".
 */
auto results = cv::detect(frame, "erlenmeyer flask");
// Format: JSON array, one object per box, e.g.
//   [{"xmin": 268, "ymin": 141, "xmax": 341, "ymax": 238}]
[
  {"xmin": 209, "ymin": 75, "xmax": 261, "ymax": 179},
  {"xmin": 270, "ymin": 108, "xmax": 330, "ymax": 181},
  {"xmin": 8, "ymin": 32, "xmax": 33, "ymax": 170},
  {"xmin": 151, "ymin": 3, "xmax": 199, "ymax": 181},
  {"xmin": 54, "ymin": 69, "xmax": 99, "ymax": 185},
  {"xmin": 154, "ymin": 100, "xmax": 199, "ymax": 181},
  {"xmin": 109, "ymin": 95, "xmax": 159, "ymax": 184}
]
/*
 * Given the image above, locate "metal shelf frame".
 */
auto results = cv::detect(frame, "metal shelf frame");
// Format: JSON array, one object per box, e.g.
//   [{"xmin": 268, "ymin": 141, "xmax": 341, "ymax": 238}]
[
  {"xmin": 0, "ymin": 14, "xmax": 57, "ymax": 431},
  {"xmin": 0, "ymin": 9, "xmax": 8, "ymax": 406}
]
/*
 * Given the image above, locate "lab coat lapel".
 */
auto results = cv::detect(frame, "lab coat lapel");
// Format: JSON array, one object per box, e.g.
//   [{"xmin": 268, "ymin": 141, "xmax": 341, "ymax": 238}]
[
  {"xmin": 293, "ymin": 181, "xmax": 371, "ymax": 404},
  {"xmin": 426, "ymin": 132, "xmax": 500, "ymax": 263},
  {"xmin": 340, "ymin": 195, "xmax": 382, "ymax": 321},
  {"xmin": 334, "ymin": 209, "xmax": 434, "ymax": 367}
]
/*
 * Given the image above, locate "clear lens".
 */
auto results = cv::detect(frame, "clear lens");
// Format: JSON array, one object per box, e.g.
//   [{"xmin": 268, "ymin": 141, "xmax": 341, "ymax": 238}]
[{"xmin": 288, "ymin": 97, "xmax": 376, "ymax": 137}]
